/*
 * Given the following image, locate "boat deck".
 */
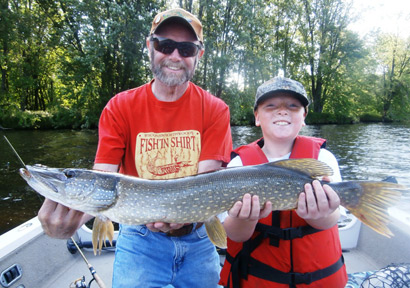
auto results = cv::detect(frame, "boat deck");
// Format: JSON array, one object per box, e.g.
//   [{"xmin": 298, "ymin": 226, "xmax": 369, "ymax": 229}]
[
  {"xmin": 43, "ymin": 243, "xmax": 382, "ymax": 288},
  {"xmin": 45, "ymin": 221, "xmax": 410, "ymax": 288},
  {"xmin": 45, "ymin": 248, "xmax": 115, "ymax": 288},
  {"xmin": 1, "ymin": 214, "xmax": 409, "ymax": 288}
]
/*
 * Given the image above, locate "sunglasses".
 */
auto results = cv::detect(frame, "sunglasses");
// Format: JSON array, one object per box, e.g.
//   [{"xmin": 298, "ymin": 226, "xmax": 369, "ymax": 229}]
[{"xmin": 150, "ymin": 36, "xmax": 202, "ymax": 58}]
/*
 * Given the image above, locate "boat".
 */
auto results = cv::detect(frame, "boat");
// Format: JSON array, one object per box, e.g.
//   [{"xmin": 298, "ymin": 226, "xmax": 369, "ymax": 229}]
[{"xmin": 1, "ymin": 205, "xmax": 409, "ymax": 288}]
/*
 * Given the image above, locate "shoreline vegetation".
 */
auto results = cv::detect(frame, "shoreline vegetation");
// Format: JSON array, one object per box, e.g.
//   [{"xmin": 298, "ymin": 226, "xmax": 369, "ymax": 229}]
[
  {"xmin": 0, "ymin": 107, "xmax": 405, "ymax": 130},
  {"xmin": 2, "ymin": 1, "xmax": 410, "ymax": 131}
]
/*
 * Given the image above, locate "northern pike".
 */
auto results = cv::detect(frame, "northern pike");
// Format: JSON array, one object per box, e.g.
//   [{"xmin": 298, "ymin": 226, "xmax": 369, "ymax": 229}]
[{"xmin": 20, "ymin": 159, "xmax": 409, "ymax": 254}]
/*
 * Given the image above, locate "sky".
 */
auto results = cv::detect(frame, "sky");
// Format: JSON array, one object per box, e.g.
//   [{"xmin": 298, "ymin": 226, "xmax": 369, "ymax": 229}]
[{"xmin": 348, "ymin": 0, "xmax": 410, "ymax": 38}]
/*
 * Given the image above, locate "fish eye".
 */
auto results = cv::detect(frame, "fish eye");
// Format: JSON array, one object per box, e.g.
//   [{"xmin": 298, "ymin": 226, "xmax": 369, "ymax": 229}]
[{"xmin": 65, "ymin": 170, "xmax": 76, "ymax": 178}]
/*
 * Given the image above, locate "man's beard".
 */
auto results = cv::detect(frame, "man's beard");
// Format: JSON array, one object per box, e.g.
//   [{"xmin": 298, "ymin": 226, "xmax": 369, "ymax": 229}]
[{"xmin": 150, "ymin": 49, "xmax": 197, "ymax": 87}]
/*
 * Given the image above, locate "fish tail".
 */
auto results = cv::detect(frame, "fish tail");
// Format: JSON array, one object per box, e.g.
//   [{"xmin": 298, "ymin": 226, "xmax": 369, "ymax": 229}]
[
  {"xmin": 345, "ymin": 182, "xmax": 409, "ymax": 237},
  {"xmin": 92, "ymin": 217, "xmax": 114, "ymax": 255}
]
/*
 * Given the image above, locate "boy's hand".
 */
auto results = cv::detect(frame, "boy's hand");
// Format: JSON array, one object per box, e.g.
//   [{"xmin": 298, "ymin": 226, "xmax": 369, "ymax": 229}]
[
  {"xmin": 224, "ymin": 194, "xmax": 272, "ymax": 242},
  {"xmin": 228, "ymin": 193, "xmax": 272, "ymax": 221},
  {"xmin": 296, "ymin": 180, "xmax": 340, "ymax": 229}
]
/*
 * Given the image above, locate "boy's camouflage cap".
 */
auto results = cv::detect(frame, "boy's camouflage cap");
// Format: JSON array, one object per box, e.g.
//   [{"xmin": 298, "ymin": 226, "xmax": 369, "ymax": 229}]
[{"xmin": 254, "ymin": 77, "xmax": 309, "ymax": 110}]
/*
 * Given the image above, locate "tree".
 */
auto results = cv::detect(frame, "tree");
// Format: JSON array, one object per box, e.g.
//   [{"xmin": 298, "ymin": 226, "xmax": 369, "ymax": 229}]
[
  {"xmin": 298, "ymin": 0, "xmax": 353, "ymax": 113},
  {"xmin": 0, "ymin": 0, "xmax": 12, "ymax": 100},
  {"xmin": 374, "ymin": 33, "xmax": 410, "ymax": 120},
  {"xmin": 38, "ymin": 0, "xmax": 162, "ymax": 119}
]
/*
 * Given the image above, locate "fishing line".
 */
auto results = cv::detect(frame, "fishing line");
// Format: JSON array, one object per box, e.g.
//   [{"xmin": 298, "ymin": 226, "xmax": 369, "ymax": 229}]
[
  {"xmin": 2, "ymin": 134, "xmax": 44, "ymax": 202},
  {"xmin": 3, "ymin": 135, "xmax": 27, "ymax": 168}
]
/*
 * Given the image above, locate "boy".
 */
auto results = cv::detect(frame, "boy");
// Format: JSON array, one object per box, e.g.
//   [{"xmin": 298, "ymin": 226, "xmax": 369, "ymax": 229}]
[{"xmin": 219, "ymin": 77, "xmax": 348, "ymax": 287}]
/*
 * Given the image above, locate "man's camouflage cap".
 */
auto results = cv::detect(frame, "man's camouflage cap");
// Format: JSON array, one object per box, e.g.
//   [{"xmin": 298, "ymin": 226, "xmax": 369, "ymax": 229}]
[{"xmin": 150, "ymin": 8, "xmax": 203, "ymax": 43}]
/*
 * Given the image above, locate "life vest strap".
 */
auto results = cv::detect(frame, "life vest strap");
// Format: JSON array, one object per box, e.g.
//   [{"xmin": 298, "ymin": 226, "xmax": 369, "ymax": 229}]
[
  {"xmin": 226, "ymin": 253, "xmax": 345, "ymax": 287},
  {"xmin": 248, "ymin": 254, "xmax": 344, "ymax": 285},
  {"xmin": 256, "ymin": 223, "xmax": 323, "ymax": 243}
]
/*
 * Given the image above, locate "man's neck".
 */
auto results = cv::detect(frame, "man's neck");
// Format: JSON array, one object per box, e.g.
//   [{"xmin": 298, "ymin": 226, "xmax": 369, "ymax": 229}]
[{"xmin": 151, "ymin": 79, "xmax": 189, "ymax": 102}]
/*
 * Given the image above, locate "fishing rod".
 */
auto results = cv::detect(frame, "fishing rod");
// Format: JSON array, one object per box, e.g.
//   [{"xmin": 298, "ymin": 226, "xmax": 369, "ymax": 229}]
[
  {"xmin": 70, "ymin": 237, "xmax": 107, "ymax": 288},
  {"xmin": 2, "ymin": 134, "xmax": 107, "ymax": 288}
]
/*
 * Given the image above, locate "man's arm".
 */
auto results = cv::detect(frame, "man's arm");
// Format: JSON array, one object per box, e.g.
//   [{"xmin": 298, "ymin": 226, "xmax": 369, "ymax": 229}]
[{"xmin": 197, "ymin": 159, "xmax": 222, "ymax": 173}]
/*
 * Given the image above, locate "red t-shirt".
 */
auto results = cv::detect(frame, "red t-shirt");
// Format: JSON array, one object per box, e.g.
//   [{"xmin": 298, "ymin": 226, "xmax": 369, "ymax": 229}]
[{"xmin": 94, "ymin": 80, "xmax": 232, "ymax": 179}]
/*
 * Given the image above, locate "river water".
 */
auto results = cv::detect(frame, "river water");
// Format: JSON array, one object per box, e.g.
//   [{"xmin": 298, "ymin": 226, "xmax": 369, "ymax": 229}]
[{"xmin": 1, "ymin": 123, "xmax": 409, "ymax": 235}]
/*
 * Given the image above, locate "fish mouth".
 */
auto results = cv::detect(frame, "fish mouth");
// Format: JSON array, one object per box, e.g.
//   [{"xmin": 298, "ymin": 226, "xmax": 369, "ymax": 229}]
[
  {"xmin": 19, "ymin": 168, "xmax": 32, "ymax": 180},
  {"xmin": 21, "ymin": 165, "xmax": 67, "ymax": 193}
]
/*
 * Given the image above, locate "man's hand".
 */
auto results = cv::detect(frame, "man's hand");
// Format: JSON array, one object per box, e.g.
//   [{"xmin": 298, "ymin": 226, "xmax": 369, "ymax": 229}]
[{"xmin": 38, "ymin": 198, "xmax": 92, "ymax": 239}]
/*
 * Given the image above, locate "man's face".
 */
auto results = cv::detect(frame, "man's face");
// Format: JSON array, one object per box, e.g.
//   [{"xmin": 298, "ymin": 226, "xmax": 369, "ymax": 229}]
[{"xmin": 148, "ymin": 22, "xmax": 203, "ymax": 87}]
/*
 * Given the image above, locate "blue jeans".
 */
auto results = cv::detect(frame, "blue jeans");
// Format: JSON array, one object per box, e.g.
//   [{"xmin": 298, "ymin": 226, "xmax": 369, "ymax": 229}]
[{"xmin": 112, "ymin": 223, "xmax": 222, "ymax": 288}]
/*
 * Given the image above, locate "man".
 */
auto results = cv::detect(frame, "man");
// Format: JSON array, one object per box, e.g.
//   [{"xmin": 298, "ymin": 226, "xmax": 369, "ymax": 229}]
[{"xmin": 38, "ymin": 8, "xmax": 232, "ymax": 287}]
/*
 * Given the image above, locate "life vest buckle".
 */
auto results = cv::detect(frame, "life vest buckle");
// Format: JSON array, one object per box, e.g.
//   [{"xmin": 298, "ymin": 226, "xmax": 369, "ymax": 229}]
[
  {"xmin": 282, "ymin": 227, "xmax": 302, "ymax": 240},
  {"xmin": 291, "ymin": 271, "xmax": 313, "ymax": 285}
]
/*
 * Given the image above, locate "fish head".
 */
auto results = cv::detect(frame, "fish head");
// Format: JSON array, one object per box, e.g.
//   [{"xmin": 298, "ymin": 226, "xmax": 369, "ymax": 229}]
[{"xmin": 20, "ymin": 165, "xmax": 117, "ymax": 214}]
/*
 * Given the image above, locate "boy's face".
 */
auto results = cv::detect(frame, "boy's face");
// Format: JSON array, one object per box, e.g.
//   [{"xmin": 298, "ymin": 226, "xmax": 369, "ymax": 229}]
[{"xmin": 254, "ymin": 92, "xmax": 307, "ymax": 142}]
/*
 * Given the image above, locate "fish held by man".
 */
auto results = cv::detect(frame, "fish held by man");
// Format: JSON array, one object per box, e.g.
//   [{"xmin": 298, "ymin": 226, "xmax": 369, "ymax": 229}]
[{"xmin": 19, "ymin": 159, "xmax": 409, "ymax": 254}]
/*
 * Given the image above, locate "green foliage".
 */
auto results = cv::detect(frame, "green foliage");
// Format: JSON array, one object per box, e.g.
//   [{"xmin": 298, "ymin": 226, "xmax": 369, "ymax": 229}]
[
  {"xmin": 0, "ymin": 107, "xmax": 53, "ymax": 129},
  {"xmin": 359, "ymin": 113, "xmax": 383, "ymax": 123},
  {"xmin": 306, "ymin": 112, "xmax": 354, "ymax": 125},
  {"xmin": 50, "ymin": 107, "xmax": 84, "ymax": 129},
  {"xmin": 0, "ymin": 105, "xmax": 100, "ymax": 129},
  {"xmin": 221, "ymin": 87, "xmax": 255, "ymax": 126}
]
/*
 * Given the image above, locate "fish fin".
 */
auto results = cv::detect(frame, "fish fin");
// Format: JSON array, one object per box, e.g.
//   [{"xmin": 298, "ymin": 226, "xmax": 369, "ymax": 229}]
[
  {"xmin": 204, "ymin": 216, "xmax": 227, "ymax": 248},
  {"xmin": 92, "ymin": 217, "xmax": 114, "ymax": 255},
  {"xmin": 345, "ymin": 182, "xmax": 409, "ymax": 237},
  {"xmin": 269, "ymin": 158, "xmax": 333, "ymax": 178}
]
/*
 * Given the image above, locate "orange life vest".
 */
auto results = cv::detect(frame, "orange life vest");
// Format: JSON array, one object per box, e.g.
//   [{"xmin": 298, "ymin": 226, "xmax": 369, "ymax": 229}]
[{"xmin": 219, "ymin": 136, "xmax": 348, "ymax": 288}]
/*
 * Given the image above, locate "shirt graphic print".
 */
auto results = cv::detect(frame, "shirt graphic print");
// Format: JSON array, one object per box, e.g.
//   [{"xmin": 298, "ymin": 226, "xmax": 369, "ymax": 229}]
[{"xmin": 135, "ymin": 130, "xmax": 201, "ymax": 179}]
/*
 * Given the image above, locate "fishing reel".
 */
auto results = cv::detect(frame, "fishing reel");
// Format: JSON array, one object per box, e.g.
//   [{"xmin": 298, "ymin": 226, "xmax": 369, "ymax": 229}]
[
  {"xmin": 70, "ymin": 276, "xmax": 87, "ymax": 288},
  {"xmin": 70, "ymin": 276, "xmax": 97, "ymax": 288}
]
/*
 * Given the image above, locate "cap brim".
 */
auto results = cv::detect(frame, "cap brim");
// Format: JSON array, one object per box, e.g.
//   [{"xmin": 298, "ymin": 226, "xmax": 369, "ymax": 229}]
[{"xmin": 255, "ymin": 90, "xmax": 309, "ymax": 109}]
